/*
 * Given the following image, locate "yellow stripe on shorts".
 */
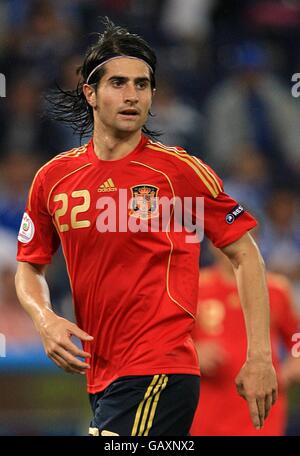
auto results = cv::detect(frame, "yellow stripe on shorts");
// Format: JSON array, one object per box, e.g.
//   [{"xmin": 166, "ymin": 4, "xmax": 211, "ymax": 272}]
[{"xmin": 131, "ymin": 374, "xmax": 168, "ymax": 436}]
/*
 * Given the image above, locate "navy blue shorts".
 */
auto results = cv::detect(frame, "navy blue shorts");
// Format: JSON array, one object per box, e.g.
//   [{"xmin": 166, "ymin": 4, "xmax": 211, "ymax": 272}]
[{"xmin": 89, "ymin": 374, "xmax": 200, "ymax": 436}]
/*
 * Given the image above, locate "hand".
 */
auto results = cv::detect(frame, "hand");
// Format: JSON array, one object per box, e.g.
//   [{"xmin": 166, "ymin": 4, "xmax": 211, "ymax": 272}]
[
  {"xmin": 235, "ymin": 358, "xmax": 278, "ymax": 430},
  {"xmin": 195, "ymin": 341, "xmax": 229, "ymax": 377},
  {"xmin": 38, "ymin": 310, "xmax": 93, "ymax": 375}
]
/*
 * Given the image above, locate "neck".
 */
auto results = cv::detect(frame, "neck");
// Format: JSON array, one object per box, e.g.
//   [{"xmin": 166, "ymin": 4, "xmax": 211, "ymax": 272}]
[{"xmin": 93, "ymin": 123, "xmax": 142, "ymax": 161}]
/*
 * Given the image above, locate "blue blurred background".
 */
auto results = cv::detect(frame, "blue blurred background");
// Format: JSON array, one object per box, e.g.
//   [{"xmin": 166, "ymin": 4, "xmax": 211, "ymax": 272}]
[{"xmin": 0, "ymin": 0, "xmax": 299, "ymax": 435}]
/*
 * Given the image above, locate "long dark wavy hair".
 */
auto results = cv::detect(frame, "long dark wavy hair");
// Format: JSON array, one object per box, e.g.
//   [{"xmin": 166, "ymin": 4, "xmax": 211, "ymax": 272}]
[{"xmin": 46, "ymin": 18, "xmax": 160, "ymax": 141}]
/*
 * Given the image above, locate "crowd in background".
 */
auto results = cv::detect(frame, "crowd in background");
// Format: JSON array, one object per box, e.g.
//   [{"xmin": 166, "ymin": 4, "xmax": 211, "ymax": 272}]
[{"xmin": 0, "ymin": 0, "xmax": 299, "ymax": 435}]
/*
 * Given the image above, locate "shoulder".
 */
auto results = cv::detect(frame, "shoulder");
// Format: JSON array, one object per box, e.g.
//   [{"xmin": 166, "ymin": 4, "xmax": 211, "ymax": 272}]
[
  {"xmin": 145, "ymin": 139, "xmax": 223, "ymax": 198},
  {"xmin": 37, "ymin": 144, "xmax": 89, "ymax": 181},
  {"xmin": 28, "ymin": 144, "xmax": 90, "ymax": 204},
  {"xmin": 145, "ymin": 138, "xmax": 196, "ymax": 164},
  {"xmin": 144, "ymin": 139, "xmax": 197, "ymax": 177}
]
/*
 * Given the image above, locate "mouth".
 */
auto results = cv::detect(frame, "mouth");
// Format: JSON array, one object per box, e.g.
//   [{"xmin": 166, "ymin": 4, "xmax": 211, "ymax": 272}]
[{"xmin": 118, "ymin": 108, "xmax": 140, "ymax": 118}]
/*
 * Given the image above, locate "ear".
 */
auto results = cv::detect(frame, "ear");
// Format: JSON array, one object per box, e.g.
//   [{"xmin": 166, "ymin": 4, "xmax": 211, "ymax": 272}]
[
  {"xmin": 149, "ymin": 88, "xmax": 156, "ymax": 109},
  {"xmin": 82, "ymin": 83, "xmax": 97, "ymax": 108}
]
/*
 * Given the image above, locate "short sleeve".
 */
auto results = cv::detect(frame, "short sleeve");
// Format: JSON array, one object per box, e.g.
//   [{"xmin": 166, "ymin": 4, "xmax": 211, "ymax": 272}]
[
  {"xmin": 179, "ymin": 154, "xmax": 257, "ymax": 247},
  {"xmin": 203, "ymin": 187, "xmax": 257, "ymax": 248},
  {"xmin": 16, "ymin": 171, "xmax": 60, "ymax": 264}
]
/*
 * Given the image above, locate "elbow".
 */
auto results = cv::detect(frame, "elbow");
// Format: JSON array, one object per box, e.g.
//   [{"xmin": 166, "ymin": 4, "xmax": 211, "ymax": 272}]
[
  {"xmin": 257, "ymin": 247, "xmax": 266, "ymax": 270},
  {"xmin": 248, "ymin": 238, "xmax": 266, "ymax": 271},
  {"xmin": 235, "ymin": 243, "xmax": 266, "ymax": 272},
  {"xmin": 223, "ymin": 233, "xmax": 266, "ymax": 271}
]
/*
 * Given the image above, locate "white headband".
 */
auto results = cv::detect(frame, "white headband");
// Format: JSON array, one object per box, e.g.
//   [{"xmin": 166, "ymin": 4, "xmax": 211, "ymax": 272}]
[{"xmin": 86, "ymin": 56, "xmax": 153, "ymax": 84}]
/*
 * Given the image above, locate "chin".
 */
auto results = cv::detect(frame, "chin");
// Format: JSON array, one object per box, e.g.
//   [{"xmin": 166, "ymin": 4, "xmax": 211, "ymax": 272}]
[
  {"xmin": 113, "ymin": 127, "xmax": 140, "ymax": 138},
  {"xmin": 116, "ymin": 122, "xmax": 143, "ymax": 133}
]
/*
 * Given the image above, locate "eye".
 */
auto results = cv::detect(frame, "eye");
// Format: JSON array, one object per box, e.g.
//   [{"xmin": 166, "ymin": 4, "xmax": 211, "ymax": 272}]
[
  {"xmin": 136, "ymin": 81, "xmax": 149, "ymax": 90},
  {"xmin": 111, "ymin": 79, "xmax": 124, "ymax": 87}
]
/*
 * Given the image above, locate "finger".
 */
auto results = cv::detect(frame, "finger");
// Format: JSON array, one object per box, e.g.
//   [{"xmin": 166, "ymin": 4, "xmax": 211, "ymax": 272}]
[
  {"xmin": 49, "ymin": 352, "xmax": 67, "ymax": 370},
  {"xmin": 256, "ymin": 398, "xmax": 265, "ymax": 428},
  {"xmin": 69, "ymin": 325, "xmax": 93, "ymax": 342},
  {"xmin": 236, "ymin": 382, "xmax": 246, "ymax": 400},
  {"xmin": 50, "ymin": 352, "xmax": 85, "ymax": 375},
  {"xmin": 60, "ymin": 339, "xmax": 92, "ymax": 359},
  {"xmin": 53, "ymin": 346, "xmax": 91, "ymax": 370},
  {"xmin": 272, "ymin": 388, "xmax": 278, "ymax": 405},
  {"xmin": 247, "ymin": 398, "xmax": 261, "ymax": 430},
  {"xmin": 52, "ymin": 352, "xmax": 86, "ymax": 375},
  {"xmin": 265, "ymin": 394, "xmax": 272, "ymax": 420}
]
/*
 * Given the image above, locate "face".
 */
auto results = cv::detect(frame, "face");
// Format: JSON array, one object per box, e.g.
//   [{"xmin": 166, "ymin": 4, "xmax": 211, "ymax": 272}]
[{"xmin": 84, "ymin": 57, "xmax": 154, "ymax": 136}]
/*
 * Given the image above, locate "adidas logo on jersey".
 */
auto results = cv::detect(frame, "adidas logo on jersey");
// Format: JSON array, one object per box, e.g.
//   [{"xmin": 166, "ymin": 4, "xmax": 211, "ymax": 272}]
[{"xmin": 98, "ymin": 178, "xmax": 117, "ymax": 192}]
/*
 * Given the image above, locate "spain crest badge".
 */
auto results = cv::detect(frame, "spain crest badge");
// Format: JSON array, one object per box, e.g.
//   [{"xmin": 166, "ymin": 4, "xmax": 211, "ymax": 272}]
[{"xmin": 129, "ymin": 185, "xmax": 159, "ymax": 220}]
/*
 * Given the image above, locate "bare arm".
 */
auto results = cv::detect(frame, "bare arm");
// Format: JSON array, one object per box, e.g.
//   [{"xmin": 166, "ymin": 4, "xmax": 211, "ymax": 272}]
[
  {"xmin": 221, "ymin": 232, "xmax": 278, "ymax": 429},
  {"xmin": 15, "ymin": 261, "xmax": 93, "ymax": 374}
]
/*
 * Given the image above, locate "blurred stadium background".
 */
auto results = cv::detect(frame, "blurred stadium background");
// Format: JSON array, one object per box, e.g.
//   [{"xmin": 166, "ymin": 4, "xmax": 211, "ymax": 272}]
[{"xmin": 0, "ymin": 0, "xmax": 299, "ymax": 436}]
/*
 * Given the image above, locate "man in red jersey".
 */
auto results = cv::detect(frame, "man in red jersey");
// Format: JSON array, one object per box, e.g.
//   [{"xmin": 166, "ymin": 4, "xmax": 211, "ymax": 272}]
[
  {"xmin": 190, "ymin": 246, "xmax": 300, "ymax": 436},
  {"xmin": 15, "ymin": 18, "xmax": 277, "ymax": 436}
]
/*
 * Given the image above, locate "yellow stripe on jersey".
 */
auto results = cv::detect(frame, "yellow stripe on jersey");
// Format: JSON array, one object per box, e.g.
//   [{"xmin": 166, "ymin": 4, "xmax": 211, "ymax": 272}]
[
  {"xmin": 28, "ymin": 145, "xmax": 88, "ymax": 211},
  {"xmin": 58, "ymin": 145, "xmax": 88, "ymax": 158},
  {"xmin": 146, "ymin": 144, "xmax": 220, "ymax": 197},
  {"xmin": 46, "ymin": 163, "xmax": 92, "ymax": 213},
  {"xmin": 146, "ymin": 142, "xmax": 221, "ymax": 198},
  {"xmin": 171, "ymin": 147, "xmax": 222, "ymax": 194},
  {"xmin": 192, "ymin": 155, "xmax": 222, "ymax": 193},
  {"xmin": 131, "ymin": 160, "xmax": 196, "ymax": 320}
]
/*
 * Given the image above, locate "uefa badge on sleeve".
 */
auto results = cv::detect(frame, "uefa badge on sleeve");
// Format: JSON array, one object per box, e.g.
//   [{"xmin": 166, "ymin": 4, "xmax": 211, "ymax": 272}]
[
  {"xmin": 225, "ymin": 204, "xmax": 244, "ymax": 225},
  {"xmin": 18, "ymin": 212, "xmax": 35, "ymax": 243},
  {"xmin": 226, "ymin": 213, "xmax": 235, "ymax": 224}
]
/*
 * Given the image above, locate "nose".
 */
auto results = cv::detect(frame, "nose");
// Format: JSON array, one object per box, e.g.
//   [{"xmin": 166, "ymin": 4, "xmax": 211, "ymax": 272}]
[{"xmin": 124, "ymin": 83, "xmax": 138, "ymax": 104}]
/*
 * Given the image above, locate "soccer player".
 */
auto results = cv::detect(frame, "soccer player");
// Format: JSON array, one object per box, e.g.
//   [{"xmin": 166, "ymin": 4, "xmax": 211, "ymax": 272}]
[
  {"xmin": 15, "ymin": 19, "xmax": 277, "ymax": 436},
  {"xmin": 190, "ymin": 246, "xmax": 300, "ymax": 436}
]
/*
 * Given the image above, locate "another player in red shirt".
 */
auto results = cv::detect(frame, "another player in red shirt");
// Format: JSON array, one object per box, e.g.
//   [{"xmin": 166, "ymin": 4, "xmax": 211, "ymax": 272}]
[
  {"xmin": 191, "ymin": 246, "xmax": 300, "ymax": 436},
  {"xmin": 15, "ymin": 19, "xmax": 277, "ymax": 436}
]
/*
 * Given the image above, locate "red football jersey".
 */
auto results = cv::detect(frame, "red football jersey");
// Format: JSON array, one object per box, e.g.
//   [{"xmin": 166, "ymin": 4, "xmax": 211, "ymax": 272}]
[
  {"xmin": 190, "ymin": 267, "xmax": 299, "ymax": 436},
  {"xmin": 17, "ymin": 135, "xmax": 256, "ymax": 393}
]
